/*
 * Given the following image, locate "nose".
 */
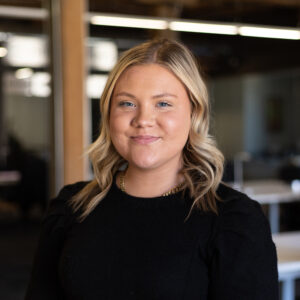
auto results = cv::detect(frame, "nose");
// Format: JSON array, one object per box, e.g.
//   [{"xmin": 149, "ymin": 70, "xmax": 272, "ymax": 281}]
[{"xmin": 131, "ymin": 106, "xmax": 155, "ymax": 128}]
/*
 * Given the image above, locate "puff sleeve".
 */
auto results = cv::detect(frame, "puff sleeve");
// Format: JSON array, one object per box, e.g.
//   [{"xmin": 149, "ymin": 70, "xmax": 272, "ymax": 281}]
[
  {"xmin": 208, "ymin": 193, "xmax": 279, "ymax": 300},
  {"xmin": 25, "ymin": 182, "xmax": 85, "ymax": 300}
]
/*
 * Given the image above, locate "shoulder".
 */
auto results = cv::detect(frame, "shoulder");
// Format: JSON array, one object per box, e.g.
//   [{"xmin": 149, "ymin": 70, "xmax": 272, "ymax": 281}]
[
  {"xmin": 214, "ymin": 182, "xmax": 273, "ymax": 241},
  {"xmin": 47, "ymin": 181, "xmax": 90, "ymax": 218},
  {"xmin": 209, "ymin": 183, "xmax": 278, "ymax": 297},
  {"xmin": 216, "ymin": 182, "xmax": 265, "ymax": 221},
  {"xmin": 208, "ymin": 183, "xmax": 278, "ymax": 297},
  {"xmin": 55, "ymin": 181, "xmax": 90, "ymax": 201},
  {"xmin": 38, "ymin": 181, "xmax": 90, "ymax": 236}
]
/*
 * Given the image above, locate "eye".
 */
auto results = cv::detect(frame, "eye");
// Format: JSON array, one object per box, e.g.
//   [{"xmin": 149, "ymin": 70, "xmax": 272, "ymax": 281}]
[
  {"xmin": 157, "ymin": 101, "xmax": 171, "ymax": 108},
  {"xmin": 118, "ymin": 101, "xmax": 135, "ymax": 107}
]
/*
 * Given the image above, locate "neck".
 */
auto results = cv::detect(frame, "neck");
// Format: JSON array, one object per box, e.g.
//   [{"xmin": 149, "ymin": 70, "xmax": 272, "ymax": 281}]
[{"xmin": 119, "ymin": 163, "xmax": 183, "ymax": 198}]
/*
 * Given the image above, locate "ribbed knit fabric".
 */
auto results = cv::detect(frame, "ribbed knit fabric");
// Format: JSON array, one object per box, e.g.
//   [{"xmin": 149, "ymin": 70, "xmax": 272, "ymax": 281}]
[{"xmin": 25, "ymin": 180, "xmax": 279, "ymax": 300}]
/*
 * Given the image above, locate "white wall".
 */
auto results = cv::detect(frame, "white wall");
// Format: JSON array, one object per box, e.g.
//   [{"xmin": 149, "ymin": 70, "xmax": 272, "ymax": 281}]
[
  {"xmin": 4, "ymin": 94, "xmax": 50, "ymax": 152},
  {"xmin": 210, "ymin": 68, "xmax": 300, "ymax": 159},
  {"xmin": 209, "ymin": 76, "xmax": 244, "ymax": 159}
]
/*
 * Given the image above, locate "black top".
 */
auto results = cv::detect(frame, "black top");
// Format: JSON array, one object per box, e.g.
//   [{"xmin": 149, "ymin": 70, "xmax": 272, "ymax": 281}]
[{"xmin": 25, "ymin": 180, "xmax": 279, "ymax": 300}]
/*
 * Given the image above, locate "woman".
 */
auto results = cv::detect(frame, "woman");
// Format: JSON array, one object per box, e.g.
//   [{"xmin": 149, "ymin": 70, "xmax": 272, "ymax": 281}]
[{"xmin": 26, "ymin": 39, "xmax": 278, "ymax": 299}]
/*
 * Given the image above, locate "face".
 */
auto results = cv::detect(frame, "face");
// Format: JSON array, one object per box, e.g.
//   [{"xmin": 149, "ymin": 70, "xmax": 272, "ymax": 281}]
[{"xmin": 109, "ymin": 64, "xmax": 191, "ymax": 172}]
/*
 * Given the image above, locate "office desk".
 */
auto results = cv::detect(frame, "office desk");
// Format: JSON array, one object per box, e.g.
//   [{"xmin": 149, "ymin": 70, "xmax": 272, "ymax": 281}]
[
  {"xmin": 273, "ymin": 231, "xmax": 300, "ymax": 300},
  {"xmin": 0, "ymin": 170, "xmax": 21, "ymax": 186},
  {"xmin": 240, "ymin": 180, "xmax": 300, "ymax": 233}
]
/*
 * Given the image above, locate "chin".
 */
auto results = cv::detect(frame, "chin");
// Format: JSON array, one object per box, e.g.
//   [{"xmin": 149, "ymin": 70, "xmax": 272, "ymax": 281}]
[
  {"xmin": 124, "ymin": 149, "xmax": 158, "ymax": 168},
  {"xmin": 128, "ymin": 156, "xmax": 161, "ymax": 170},
  {"xmin": 131, "ymin": 161, "xmax": 159, "ymax": 170}
]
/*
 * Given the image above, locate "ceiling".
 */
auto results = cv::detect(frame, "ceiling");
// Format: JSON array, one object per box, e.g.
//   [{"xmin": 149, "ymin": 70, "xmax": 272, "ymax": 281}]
[
  {"xmin": 89, "ymin": 0, "xmax": 300, "ymax": 77},
  {"xmin": 89, "ymin": 0, "xmax": 300, "ymax": 27},
  {"xmin": 1, "ymin": 0, "xmax": 300, "ymax": 77}
]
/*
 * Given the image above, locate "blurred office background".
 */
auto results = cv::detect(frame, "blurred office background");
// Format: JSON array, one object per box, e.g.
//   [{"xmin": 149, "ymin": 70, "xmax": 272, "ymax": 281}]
[{"xmin": 0, "ymin": 0, "xmax": 300, "ymax": 299}]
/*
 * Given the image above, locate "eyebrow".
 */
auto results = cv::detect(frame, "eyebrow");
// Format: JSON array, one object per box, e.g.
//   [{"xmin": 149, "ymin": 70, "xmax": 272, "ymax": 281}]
[
  {"xmin": 114, "ymin": 92, "xmax": 137, "ymax": 99},
  {"xmin": 152, "ymin": 93, "xmax": 177, "ymax": 99},
  {"xmin": 114, "ymin": 92, "xmax": 177, "ymax": 99}
]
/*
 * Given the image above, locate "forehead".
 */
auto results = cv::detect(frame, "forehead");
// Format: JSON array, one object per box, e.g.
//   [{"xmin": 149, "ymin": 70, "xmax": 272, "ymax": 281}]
[{"xmin": 113, "ymin": 63, "xmax": 186, "ymax": 94}]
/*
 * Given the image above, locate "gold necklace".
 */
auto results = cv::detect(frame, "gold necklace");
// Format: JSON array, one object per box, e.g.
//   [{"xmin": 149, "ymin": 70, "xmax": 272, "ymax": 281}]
[{"xmin": 119, "ymin": 172, "xmax": 184, "ymax": 197}]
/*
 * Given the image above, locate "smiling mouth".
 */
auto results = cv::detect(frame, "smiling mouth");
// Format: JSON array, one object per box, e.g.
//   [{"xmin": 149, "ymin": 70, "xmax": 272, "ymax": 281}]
[{"xmin": 131, "ymin": 135, "xmax": 160, "ymax": 145}]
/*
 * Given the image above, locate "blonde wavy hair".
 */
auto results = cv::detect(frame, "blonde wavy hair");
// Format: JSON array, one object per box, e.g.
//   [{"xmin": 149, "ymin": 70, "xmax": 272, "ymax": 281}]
[{"xmin": 70, "ymin": 38, "xmax": 224, "ymax": 221}]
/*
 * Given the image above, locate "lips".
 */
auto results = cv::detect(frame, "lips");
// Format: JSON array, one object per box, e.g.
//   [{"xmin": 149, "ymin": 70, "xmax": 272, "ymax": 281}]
[{"xmin": 131, "ymin": 135, "xmax": 160, "ymax": 145}]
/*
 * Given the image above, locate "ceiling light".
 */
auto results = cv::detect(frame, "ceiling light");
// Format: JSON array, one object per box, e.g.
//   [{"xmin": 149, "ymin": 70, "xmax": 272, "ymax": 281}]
[
  {"xmin": 0, "ymin": 46, "xmax": 7, "ymax": 57},
  {"xmin": 169, "ymin": 21, "xmax": 238, "ymax": 35},
  {"xmin": 6, "ymin": 35, "xmax": 48, "ymax": 67},
  {"xmin": 15, "ymin": 68, "xmax": 33, "ymax": 79},
  {"xmin": 31, "ymin": 72, "xmax": 51, "ymax": 97},
  {"xmin": 90, "ymin": 14, "xmax": 168, "ymax": 30},
  {"xmin": 89, "ymin": 13, "xmax": 300, "ymax": 40},
  {"xmin": 92, "ymin": 40, "xmax": 118, "ymax": 71},
  {"xmin": 238, "ymin": 26, "xmax": 300, "ymax": 40},
  {"xmin": 0, "ymin": 5, "xmax": 47, "ymax": 20},
  {"xmin": 87, "ymin": 74, "xmax": 108, "ymax": 99}
]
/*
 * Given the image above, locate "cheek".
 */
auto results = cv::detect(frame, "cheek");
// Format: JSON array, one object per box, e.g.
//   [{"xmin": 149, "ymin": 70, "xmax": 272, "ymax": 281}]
[
  {"xmin": 109, "ymin": 113, "xmax": 126, "ymax": 135},
  {"xmin": 109, "ymin": 115, "xmax": 130, "ymax": 155},
  {"xmin": 163, "ymin": 112, "xmax": 191, "ymax": 139},
  {"xmin": 109, "ymin": 117, "xmax": 123, "ymax": 148},
  {"xmin": 109, "ymin": 127, "xmax": 127, "ymax": 159},
  {"xmin": 109, "ymin": 120, "xmax": 118, "ymax": 136}
]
